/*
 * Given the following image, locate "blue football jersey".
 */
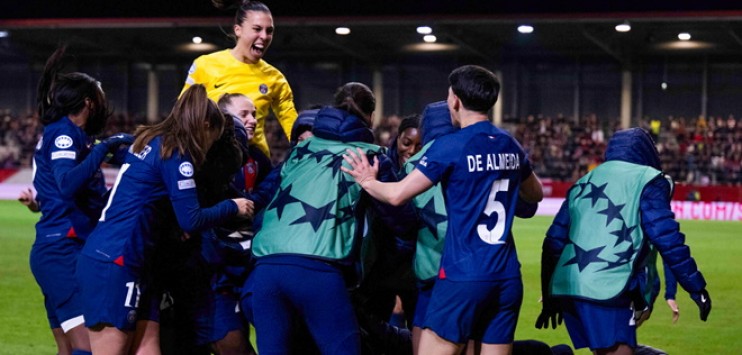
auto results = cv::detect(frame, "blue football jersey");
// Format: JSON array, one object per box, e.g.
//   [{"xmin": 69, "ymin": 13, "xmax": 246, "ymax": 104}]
[
  {"xmin": 33, "ymin": 116, "xmax": 108, "ymax": 243},
  {"xmin": 81, "ymin": 136, "xmax": 238, "ymax": 270},
  {"xmin": 415, "ymin": 121, "xmax": 532, "ymax": 281}
]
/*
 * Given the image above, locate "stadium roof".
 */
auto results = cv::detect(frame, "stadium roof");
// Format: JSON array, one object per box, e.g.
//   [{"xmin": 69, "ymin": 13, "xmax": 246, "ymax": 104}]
[{"xmin": 3, "ymin": 1, "xmax": 742, "ymax": 65}]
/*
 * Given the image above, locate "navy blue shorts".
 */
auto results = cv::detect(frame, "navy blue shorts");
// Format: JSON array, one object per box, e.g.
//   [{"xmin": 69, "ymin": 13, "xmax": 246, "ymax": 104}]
[
  {"xmin": 76, "ymin": 254, "xmax": 142, "ymax": 331},
  {"xmin": 422, "ymin": 277, "xmax": 522, "ymax": 344},
  {"xmin": 412, "ymin": 282, "xmax": 434, "ymax": 328},
  {"xmin": 193, "ymin": 288, "xmax": 244, "ymax": 345},
  {"xmin": 561, "ymin": 298, "xmax": 637, "ymax": 350},
  {"xmin": 251, "ymin": 259, "xmax": 360, "ymax": 355},
  {"xmin": 30, "ymin": 239, "xmax": 85, "ymax": 332}
]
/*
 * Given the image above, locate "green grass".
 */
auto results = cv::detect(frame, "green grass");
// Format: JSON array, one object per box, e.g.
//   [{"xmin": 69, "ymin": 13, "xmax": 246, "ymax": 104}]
[
  {"xmin": 1, "ymin": 200, "xmax": 740, "ymax": 354},
  {"xmin": 513, "ymin": 216, "xmax": 742, "ymax": 354}
]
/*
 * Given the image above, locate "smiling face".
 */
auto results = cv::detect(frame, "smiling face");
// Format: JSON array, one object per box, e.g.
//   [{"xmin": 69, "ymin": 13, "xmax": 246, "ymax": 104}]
[
  {"xmin": 224, "ymin": 95, "xmax": 257, "ymax": 141},
  {"xmin": 233, "ymin": 10, "xmax": 274, "ymax": 64},
  {"xmin": 396, "ymin": 127, "xmax": 421, "ymax": 164}
]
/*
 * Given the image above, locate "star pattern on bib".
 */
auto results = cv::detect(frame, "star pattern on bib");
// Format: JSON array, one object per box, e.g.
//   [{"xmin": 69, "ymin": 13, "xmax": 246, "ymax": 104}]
[
  {"xmin": 268, "ymin": 184, "xmax": 300, "ymax": 219},
  {"xmin": 290, "ymin": 201, "xmax": 337, "ymax": 232},
  {"xmin": 563, "ymin": 244, "xmax": 608, "ymax": 272},
  {"xmin": 420, "ymin": 197, "xmax": 447, "ymax": 239}
]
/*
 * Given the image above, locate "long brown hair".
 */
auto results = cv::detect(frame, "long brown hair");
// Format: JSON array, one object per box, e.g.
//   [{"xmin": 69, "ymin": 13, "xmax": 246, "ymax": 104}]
[{"xmin": 131, "ymin": 84, "xmax": 225, "ymax": 168}]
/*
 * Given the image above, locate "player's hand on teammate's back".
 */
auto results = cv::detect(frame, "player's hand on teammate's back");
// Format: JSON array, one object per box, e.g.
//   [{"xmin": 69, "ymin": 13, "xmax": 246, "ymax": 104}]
[
  {"xmin": 233, "ymin": 198, "xmax": 254, "ymax": 218},
  {"xmin": 690, "ymin": 289, "xmax": 711, "ymax": 321},
  {"xmin": 535, "ymin": 297, "xmax": 563, "ymax": 329},
  {"xmin": 342, "ymin": 148, "xmax": 379, "ymax": 186}
]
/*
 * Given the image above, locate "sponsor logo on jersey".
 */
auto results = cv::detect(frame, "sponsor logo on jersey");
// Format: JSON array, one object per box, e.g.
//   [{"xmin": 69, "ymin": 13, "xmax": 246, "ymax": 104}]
[
  {"xmin": 178, "ymin": 179, "xmax": 196, "ymax": 190},
  {"xmin": 54, "ymin": 135, "xmax": 74, "ymax": 149},
  {"xmin": 259, "ymin": 83, "xmax": 269, "ymax": 94},
  {"xmin": 215, "ymin": 82, "xmax": 224, "ymax": 89},
  {"xmin": 133, "ymin": 145, "xmax": 152, "ymax": 160},
  {"xmin": 179, "ymin": 162, "xmax": 194, "ymax": 177},
  {"xmin": 51, "ymin": 151, "xmax": 77, "ymax": 160}
]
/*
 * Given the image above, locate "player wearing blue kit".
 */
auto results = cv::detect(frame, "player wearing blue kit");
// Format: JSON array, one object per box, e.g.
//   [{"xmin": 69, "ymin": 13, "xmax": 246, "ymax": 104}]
[
  {"xmin": 76, "ymin": 84, "xmax": 253, "ymax": 355},
  {"xmin": 343, "ymin": 65, "xmax": 543, "ymax": 355},
  {"xmin": 31, "ymin": 46, "xmax": 132, "ymax": 355},
  {"xmin": 537, "ymin": 128, "xmax": 711, "ymax": 355},
  {"xmin": 248, "ymin": 82, "xmax": 417, "ymax": 355}
]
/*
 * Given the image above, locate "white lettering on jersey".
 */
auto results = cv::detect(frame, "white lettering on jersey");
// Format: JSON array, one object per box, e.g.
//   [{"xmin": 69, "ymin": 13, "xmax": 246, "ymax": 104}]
[
  {"xmin": 178, "ymin": 179, "xmax": 196, "ymax": 190},
  {"xmin": 54, "ymin": 135, "xmax": 74, "ymax": 149},
  {"xmin": 467, "ymin": 153, "xmax": 520, "ymax": 172},
  {"xmin": 51, "ymin": 151, "xmax": 76, "ymax": 160},
  {"xmin": 132, "ymin": 145, "xmax": 152, "ymax": 160},
  {"xmin": 179, "ymin": 162, "xmax": 194, "ymax": 177}
]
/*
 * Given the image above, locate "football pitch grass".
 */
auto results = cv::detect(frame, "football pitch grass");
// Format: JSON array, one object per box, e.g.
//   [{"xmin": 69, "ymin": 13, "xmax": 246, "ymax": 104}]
[{"xmin": 0, "ymin": 200, "xmax": 739, "ymax": 354}]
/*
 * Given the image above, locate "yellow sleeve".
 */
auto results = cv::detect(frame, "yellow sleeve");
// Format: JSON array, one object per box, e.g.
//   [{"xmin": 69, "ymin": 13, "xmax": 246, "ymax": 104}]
[
  {"xmin": 180, "ymin": 57, "xmax": 210, "ymax": 97},
  {"xmin": 272, "ymin": 74, "xmax": 298, "ymax": 140}
]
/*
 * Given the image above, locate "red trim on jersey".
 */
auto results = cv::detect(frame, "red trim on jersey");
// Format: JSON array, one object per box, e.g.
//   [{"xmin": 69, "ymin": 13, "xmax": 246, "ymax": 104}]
[
  {"xmin": 114, "ymin": 256, "xmax": 124, "ymax": 267},
  {"xmin": 66, "ymin": 227, "xmax": 77, "ymax": 238},
  {"xmin": 243, "ymin": 158, "xmax": 258, "ymax": 192},
  {"xmin": 438, "ymin": 267, "xmax": 446, "ymax": 280}
]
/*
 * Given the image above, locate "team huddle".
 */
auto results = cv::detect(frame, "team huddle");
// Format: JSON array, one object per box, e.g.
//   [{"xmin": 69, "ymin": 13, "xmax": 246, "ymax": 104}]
[{"xmin": 23, "ymin": 1, "xmax": 711, "ymax": 355}]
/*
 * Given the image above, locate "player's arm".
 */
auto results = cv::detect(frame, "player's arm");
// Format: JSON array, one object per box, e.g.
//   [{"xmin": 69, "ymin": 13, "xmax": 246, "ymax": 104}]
[
  {"xmin": 520, "ymin": 171, "xmax": 544, "ymax": 203},
  {"xmin": 273, "ymin": 78, "xmax": 299, "ymax": 139},
  {"xmin": 342, "ymin": 148, "xmax": 433, "ymax": 206}
]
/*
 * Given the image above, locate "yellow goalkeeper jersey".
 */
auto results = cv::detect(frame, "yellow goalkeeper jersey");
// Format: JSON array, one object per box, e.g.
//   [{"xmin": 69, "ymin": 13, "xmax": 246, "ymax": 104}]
[{"xmin": 182, "ymin": 49, "xmax": 298, "ymax": 157}]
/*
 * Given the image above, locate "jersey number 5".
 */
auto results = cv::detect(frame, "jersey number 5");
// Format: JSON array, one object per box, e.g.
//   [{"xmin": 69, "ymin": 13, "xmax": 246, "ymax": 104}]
[{"xmin": 477, "ymin": 179, "xmax": 509, "ymax": 245}]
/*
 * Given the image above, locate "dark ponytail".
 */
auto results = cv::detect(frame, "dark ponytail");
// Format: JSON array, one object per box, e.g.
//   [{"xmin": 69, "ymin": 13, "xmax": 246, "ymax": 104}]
[
  {"xmin": 333, "ymin": 82, "xmax": 375, "ymax": 125},
  {"xmin": 212, "ymin": 0, "xmax": 271, "ymax": 26},
  {"xmin": 36, "ymin": 46, "xmax": 112, "ymax": 135}
]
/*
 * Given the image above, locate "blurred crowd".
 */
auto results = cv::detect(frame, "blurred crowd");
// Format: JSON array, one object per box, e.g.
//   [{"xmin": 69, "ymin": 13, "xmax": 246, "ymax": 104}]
[{"xmin": 2, "ymin": 110, "xmax": 741, "ymax": 185}]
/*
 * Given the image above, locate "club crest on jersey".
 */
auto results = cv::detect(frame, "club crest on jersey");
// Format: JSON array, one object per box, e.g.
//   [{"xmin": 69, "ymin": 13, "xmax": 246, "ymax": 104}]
[
  {"xmin": 179, "ymin": 162, "xmax": 194, "ymax": 177},
  {"xmin": 259, "ymin": 84, "xmax": 269, "ymax": 94},
  {"xmin": 54, "ymin": 135, "xmax": 73, "ymax": 149}
]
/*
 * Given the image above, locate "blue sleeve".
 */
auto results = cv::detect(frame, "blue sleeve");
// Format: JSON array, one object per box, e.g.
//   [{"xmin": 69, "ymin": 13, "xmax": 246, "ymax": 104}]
[
  {"xmin": 246, "ymin": 162, "xmax": 283, "ymax": 212},
  {"xmin": 415, "ymin": 137, "xmax": 455, "ymax": 185},
  {"xmin": 640, "ymin": 177, "xmax": 706, "ymax": 294},
  {"xmin": 663, "ymin": 259, "xmax": 678, "ymax": 300},
  {"xmin": 50, "ymin": 132, "xmax": 109, "ymax": 199},
  {"xmin": 368, "ymin": 154, "xmax": 419, "ymax": 240},
  {"xmin": 541, "ymin": 199, "xmax": 571, "ymax": 296},
  {"xmin": 161, "ymin": 154, "xmax": 238, "ymax": 233}
]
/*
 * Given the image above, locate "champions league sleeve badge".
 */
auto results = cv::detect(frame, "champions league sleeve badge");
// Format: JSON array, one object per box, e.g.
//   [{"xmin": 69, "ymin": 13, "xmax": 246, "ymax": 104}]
[
  {"xmin": 179, "ymin": 162, "xmax": 194, "ymax": 177},
  {"xmin": 259, "ymin": 83, "xmax": 269, "ymax": 94}
]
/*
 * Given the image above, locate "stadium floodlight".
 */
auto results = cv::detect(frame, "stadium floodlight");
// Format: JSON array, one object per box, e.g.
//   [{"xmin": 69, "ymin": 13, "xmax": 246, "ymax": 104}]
[
  {"xmin": 192, "ymin": 36, "xmax": 203, "ymax": 44},
  {"xmin": 678, "ymin": 32, "xmax": 691, "ymax": 41},
  {"xmin": 518, "ymin": 25, "xmax": 534, "ymax": 34},
  {"xmin": 615, "ymin": 21, "xmax": 631, "ymax": 33},
  {"xmin": 661, "ymin": 82, "xmax": 668, "ymax": 90},
  {"xmin": 0, "ymin": 30, "xmax": 8, "ymax": 38},
  {"xmin": 335, "ymin": 27, "xmax": 351, "ymax": 35},
  {"xmin": 423, "ymin": 35, "xmax": 437, "ymax": 43},
  {"xmin": 417, "ymin": 26, "xmax": 433, "ymax": 35}
]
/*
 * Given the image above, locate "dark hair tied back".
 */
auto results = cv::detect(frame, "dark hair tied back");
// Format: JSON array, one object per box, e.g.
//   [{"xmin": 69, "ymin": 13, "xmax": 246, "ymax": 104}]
[
  {"xmin": 37, "ymin": 46, "xmax": 112, "ymax": 135},
  {"xmin": 333, "ymin": 82, "xmax": 375, "ymax": 123}
]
